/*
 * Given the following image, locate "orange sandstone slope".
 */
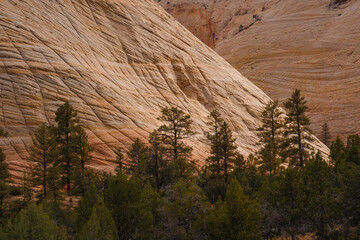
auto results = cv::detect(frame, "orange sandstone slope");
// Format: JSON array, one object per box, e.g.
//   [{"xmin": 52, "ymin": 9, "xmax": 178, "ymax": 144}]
[
  {"xmin": 0, "ymin": 0, "xmax": 327, "ymax": 177},
  {"xmin": 158, "ymin": 0, "xmax": 360, "ymax": 140}
]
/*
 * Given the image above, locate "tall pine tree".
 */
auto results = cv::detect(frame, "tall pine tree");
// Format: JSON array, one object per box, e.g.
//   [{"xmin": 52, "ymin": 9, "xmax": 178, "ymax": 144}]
[
  {"xmin": 126, "ymin": 138, "xmax": 150, "ymax": 183},
  {"xmin": 283, "ymin": 89, "xmax": 313, "ymax": 167},
  {"xmin": 330, "ymin": 136, "xmax": 346, "ymax": 163},
  {"xmin": 148, "ymin": 130, "xmax": 169, "ymax": 190},
  {"xmin": 28, "ymin": 123, "xmax": 58, "ymax": 200},
  {"xmin": 206, "ymin": 110, "xmax": 240, "ymax": 183},
  {"xmin": 321, "ymin": 122, "xmax": 331, "ymax": 147},
  {"xmin": 256, "ymin": 100, "xmax": 285, "ymax": 177},
  {"xmin": 0, "ymin": 127, "xmax": 10, "ymax": 215},
  {"xmin": 55, "ymin": 102, "xmax": 81, "ymax": 196},
  {"xmin": 74, "ymin": 127, "xmax": 93, "ymax": 196},
  {"xmin": 114, "ymin": 147, "xmax": 125, "ymax": 175},
  {"xmin": 157, "ymin": 107, "xmax": 195, "ymax": 180},
  {"xmin": 219, "ymin": 121, "xmax": 238, "ymax": 183},
  {"xmin": 0, "ymin": 144, "xmax": 10, "ymax": 215},
  {"xmin": 206, "ymin": 110, "xmax": 224, "ymax": 178}
]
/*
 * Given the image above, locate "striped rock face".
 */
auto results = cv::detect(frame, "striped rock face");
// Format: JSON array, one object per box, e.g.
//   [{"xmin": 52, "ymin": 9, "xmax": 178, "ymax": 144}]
[
  {"xmin": 0, "ymin": 0, "xmax": 327, "ymax": 177},
  {"xmin": 158, "ymin": 0, "xmax": 360, "ymax": 140}
]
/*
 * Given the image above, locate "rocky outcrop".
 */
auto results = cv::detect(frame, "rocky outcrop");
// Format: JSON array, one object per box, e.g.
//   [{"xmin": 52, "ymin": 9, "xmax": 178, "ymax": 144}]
[
  {"xmin": 158, "ymin": 0, "xmax": 359, "ymax": 140},
  {"xmin": 0, "ymin": 0, "xmax": 328, "ymax": 177}
]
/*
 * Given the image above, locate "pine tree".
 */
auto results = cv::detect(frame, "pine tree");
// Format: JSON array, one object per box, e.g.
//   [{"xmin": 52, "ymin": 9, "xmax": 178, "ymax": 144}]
[
  {"xmin": 298, "ymin": 153, "xmax": 341, "ymax": 238},
  {"xmin": 148, "ymin": 130, "xmax": 169, "ymax": 190},
  {"xmin": 114, "ymin": 147, "xmax": 125, "ymax": 175},
  {"xmin": 47, "ymin": 166, "xmax": 63, "ymax": 202},
  {"xmin": 206, "ymin": 112, "xmax": 240, "ymax": 184},
  {"xmin": 256, "ymin": 100, "xmax": 285, "ymax": 177},
  {"xmin": 218, "ymin": 121, "xmax": 238, "ymax": 183},
  {"xmin": 261, "ymin": 168, "xmax": 304, "ymax": 240},
  {"xmin": 55, "ymin": 101, "xmax": 81, "ymax": 196},
  {"xmin": 0, "ymin": 127, "xmax": 10, "ymax": 214},
  {"xmin": 74, "ymin": 127, "xmax": 93, "ymax": 196},
  {"xmin": 283, "ymin": 89, "xmax": 313, "ymax": 167},
  {"xmin": 207, "ymin": 178, "xmax": 262, "ymax": 239},
  {"xmin": 0, "ymin": 147, "xmax": 10, "ymax": 214},
  {"xmin": 321, "ymin": 123, "xmax": 331, "ymax": 147},
  {"xmin": 104, "ymin": 174, "xmax": 157, "ymax": 240},
  {"xmin": 21, "ymin": 172, "xmax": 32, "ymax": 203},
  {"xmin": 28, "ymin": 123, "xmax": 57, "ymax": 200},
  {"xmin": 345, "ymin": 134, "xmax": 360, "ymax": 165},
  {"xmin": 226, "ymin": 178, "xmax": 262, "ymax": 239},
  {"xmin": 157, "ymin": 107, "xmax": 195, "ymax": 180},
  {"xmin": 157, "ymin": 180, "xmax": 211, "ymax": 239},
  {"xmin": 330, "ymin": 136, "xmax": 346, "ymax": 163},
  {"xmin": 126, "ymin": 138, "xmax": 150, "ymax": 181},
  {"xmin": 76, "ymin": 183, "xmax": 100, "ymax": 230},
  {"xmin": 206, "ymin": 110, "xmax": 224, "ymax": 178},
  {"xmin": 5, "ymin": 203, "xmax": 64, "ymax": 240},
  {"xmin": 78, "ymin": 203, "xmax": 118, "ymax": 240}
]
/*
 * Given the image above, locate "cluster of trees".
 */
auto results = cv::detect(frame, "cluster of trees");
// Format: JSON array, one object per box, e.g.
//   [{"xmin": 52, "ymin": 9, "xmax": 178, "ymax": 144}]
[{"xmin": 0, "ymin": 89, "xmax": 359, "ymax": 239}]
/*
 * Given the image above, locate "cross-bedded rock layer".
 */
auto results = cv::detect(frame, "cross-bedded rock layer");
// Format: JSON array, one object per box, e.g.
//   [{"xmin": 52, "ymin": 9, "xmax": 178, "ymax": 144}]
[
  {"xmin": 158, "ymin": 0, "xmax": 359, "ymax": 140},
  {"xmin": 0, "ymin": 0, "xmax": 327, "ymax": 177}
]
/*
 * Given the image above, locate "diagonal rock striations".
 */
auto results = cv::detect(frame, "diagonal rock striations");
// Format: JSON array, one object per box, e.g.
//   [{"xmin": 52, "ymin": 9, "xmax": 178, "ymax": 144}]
[
  {"xmin": 0, "ymin": 0, "xmax": 327, "ymax": 177},
  {"xmin": 157, "ymin": 0, "xmax": 360, "ymax": 140}
]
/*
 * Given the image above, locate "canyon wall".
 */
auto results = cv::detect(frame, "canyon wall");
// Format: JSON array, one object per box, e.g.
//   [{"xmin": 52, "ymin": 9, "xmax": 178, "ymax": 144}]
[{"xmin": 158, "ymin": 0, "xmax": 360, "ymax": 140}]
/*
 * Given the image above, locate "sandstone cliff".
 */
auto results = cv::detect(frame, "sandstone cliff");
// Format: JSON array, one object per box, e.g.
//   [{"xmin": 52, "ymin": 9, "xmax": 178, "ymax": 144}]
[
  {"xmin": 158, "ymin": 0, "xmax": 360, "ymax": 140},
  {"xmin": 0, "ymin": 0, "xmax": 327, "ymax": 177}
]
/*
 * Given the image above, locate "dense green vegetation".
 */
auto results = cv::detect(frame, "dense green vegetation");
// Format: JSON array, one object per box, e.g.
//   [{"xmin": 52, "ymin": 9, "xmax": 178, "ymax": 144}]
[{"xmin": 0, "ymin": 89, "xmax": 359, "ymax": 239}]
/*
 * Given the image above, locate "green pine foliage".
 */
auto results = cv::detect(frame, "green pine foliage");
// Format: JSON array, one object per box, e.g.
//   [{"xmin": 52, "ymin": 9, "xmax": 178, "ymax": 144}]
[
  {"xmin": 77, "ymin": 183, "xmax": 117, "ymax": 240},
  {"xmin": 321, "ymin": 122, "xmax": 331, "ymax": 147},
  {"xmin": 283, "ymin": 89, "xmax": 313, "ymax": 167},
  {"xmin": 114, "ymin": 147, "xmax": 125, "ymax": 175},
  {"xmin": 76, "ymin": 183, "xmax": 100, "ymax": 231},
  {"xmin": 157, "ymin": 180, "xmax": 211, "ymax": 239},
  {"xmin": 0, "ymin": 147, "xmax": 10, "ymax": 215},
  {"xmin": 157, "ymin": 107, "xmax": 195, "ymax": 181},
  {"xmin": 217, "ymin": 121, "xmax": 238, "ymax": 183},
  {"xmin": 256, "ymin": 100, "xmax": 285, "ymax": 177},
  {"xmin": 0, "ymin": 127, "xmax": 10, "ymax": 216},
  {"xmin": 207, "ymin": 178, "xmax": 262, "ymax": 240},
  {"xmin": 147, "ymin": 130, "xmax": 170, "ymax": 190},
  {"xmin": 261, "ymin": 167, "xmax": 304, "ymax": 239},
  {"xmin": 330, "ymin": 136, "xmax": 346, "ymax": 163},
  {"xmin": 126, "ymin": 138, "xmax": 150, "ymax": 182},
  {"xmin": 2, "ymin": 94, "xmax": 360, "ymax": 239},
  {"xmin": 203, "ymin": 110, "xmax": 244, "ymax": 201},
  {"xmin": 205, "ymin": 110, "xmax": 240, "ymax": 183},
  {"xmin": 28, "ymin": 123, "xmax": 57, "ymax": 200},
  {"xmin": 78, "ymin": 203, "xmax": 118, "ymax": 240},
  {"xmin": 55, "ymin": 101, "xmax": 81, "ymax": 196},
  {"xmin": 298, "ymin": 153, "xmax": 341, "ymax": 238},
  {"xmin": 21, "ymin": 172, "xmax": 33, "ymax": 204},
  {"xmin": 346, "ymin": 134, "xmax": 360, "ymax": 165},
  {"xmin": 104, "ymin": 174, "xmax": 157, "ymax": 240},
  {"xmin": 4, "ymin": 203, "xmax": 65, "ymax": 240},
  {"xmin": 206, "ymin": 110, "xmax": 224, "ymax": 178},
  {"xmin": 73, "ymin": 127, "xmax": 93, "ymax": 196}
]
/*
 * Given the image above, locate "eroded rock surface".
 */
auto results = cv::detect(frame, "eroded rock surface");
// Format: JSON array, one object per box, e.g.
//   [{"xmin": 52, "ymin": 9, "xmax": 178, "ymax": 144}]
[
  {"xmin": 0, "ymin": 0, "xmax": 327, "ymax": 177},
  {"xmin": 158, "ymin": 0, "xmax": 359, "ymax": 140}
]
